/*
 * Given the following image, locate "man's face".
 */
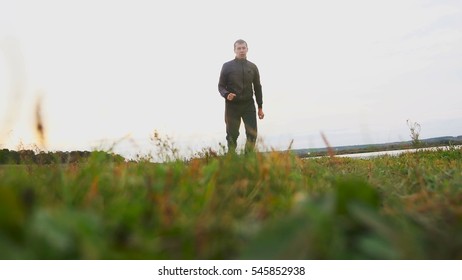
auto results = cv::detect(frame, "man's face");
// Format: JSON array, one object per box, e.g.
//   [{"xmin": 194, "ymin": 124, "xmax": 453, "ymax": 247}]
[{"xmin": 234, "ymin": 43, "xmax": 248, "ymax": 59}]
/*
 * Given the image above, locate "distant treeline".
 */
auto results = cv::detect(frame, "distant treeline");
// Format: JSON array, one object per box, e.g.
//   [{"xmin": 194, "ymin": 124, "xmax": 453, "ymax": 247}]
[
  {"xmin": 294, "ymin": 136, "xmax": 462, "ymax": 158},
  {"xmin": 0, "ymin": 149, "xmax": 125, "ymax": 164}
]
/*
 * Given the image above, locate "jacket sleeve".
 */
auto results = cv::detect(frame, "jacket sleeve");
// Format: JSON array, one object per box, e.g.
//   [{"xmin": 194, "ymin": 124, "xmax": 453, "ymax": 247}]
[
  {"xmin": 218, "ymin": 64, "xmax": 229, "ymax": 99},
  {"xmin": 253, "ymin": 66, "xmax": 263, "ymax": 109}
]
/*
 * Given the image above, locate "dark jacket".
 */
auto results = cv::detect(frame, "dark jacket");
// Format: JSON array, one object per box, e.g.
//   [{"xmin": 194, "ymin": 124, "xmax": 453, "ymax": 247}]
[{"xmin": 218, "ymin": 58, "xmax": 263, "ymax": 109}]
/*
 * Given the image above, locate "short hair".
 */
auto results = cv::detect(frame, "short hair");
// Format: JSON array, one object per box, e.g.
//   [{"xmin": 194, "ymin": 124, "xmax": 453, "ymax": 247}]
[{"xmin": 234, "ymin": 39, "xmax": 248, "ymax": 49}]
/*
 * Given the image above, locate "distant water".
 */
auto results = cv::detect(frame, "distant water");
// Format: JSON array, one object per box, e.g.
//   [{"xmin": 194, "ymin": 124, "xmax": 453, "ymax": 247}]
[{"xmin": 311, "ymin": 146, "xmax": 461, "ymax": 159}]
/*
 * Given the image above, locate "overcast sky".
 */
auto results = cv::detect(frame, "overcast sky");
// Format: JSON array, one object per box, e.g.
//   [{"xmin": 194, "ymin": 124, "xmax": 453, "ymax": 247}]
[{"xmin": 1, "ymin": 0, "xmax": 461, "ymax": 158}]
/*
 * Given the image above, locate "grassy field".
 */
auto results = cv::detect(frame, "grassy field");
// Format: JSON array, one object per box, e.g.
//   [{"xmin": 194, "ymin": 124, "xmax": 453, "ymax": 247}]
[{"xmin": 0, "ymin": 146, "xmax": 461, "ymax": 259}]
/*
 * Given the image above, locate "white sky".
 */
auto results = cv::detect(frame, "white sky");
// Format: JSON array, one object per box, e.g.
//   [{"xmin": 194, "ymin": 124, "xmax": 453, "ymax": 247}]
[{"xmin": 1, "ymin": 0, "xmax": 462, "ymax": 158}]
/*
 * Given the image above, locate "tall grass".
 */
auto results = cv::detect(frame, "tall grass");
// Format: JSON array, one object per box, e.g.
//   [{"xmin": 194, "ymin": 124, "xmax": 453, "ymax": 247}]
[{"xmin": 0, "ymin": 146, "xmax": 461, "ymax": 259}]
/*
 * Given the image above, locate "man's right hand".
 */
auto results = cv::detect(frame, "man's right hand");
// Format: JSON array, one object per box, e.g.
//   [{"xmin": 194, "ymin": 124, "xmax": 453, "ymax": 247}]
[{"xmin": 227, "ymin": 93, "xmax": 236, "ymax": 101}]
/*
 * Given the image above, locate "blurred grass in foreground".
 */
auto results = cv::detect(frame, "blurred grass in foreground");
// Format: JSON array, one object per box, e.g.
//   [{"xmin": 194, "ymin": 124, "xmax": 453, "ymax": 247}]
[{"xmin": 0, "ymin": 146, "xmax": 461, "ymax": 259}]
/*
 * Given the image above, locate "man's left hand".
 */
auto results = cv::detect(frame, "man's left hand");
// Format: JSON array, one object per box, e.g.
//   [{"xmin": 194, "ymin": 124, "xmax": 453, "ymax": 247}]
[{"xmin": 258, "ymin": 109, "xmax": 265, "ymax": 120}]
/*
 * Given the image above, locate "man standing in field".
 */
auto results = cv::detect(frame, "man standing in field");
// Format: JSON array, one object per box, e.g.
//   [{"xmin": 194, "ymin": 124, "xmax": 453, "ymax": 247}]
[{"xmin": 218, "ymin": 39, "xmax": 264, "ymax": 154}]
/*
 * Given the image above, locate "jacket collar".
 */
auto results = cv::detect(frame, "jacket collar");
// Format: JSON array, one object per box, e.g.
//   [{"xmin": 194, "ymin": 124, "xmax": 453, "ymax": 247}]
[{"xmin": 234, "ymin": 57, "xmax": 247, "ymax": 63}]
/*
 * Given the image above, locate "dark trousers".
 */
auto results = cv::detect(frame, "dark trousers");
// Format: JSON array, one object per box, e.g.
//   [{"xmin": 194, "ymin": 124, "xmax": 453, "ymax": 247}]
[{"xmin": 225, "ymin": 101, "xmax": 257, "ymax": 153}]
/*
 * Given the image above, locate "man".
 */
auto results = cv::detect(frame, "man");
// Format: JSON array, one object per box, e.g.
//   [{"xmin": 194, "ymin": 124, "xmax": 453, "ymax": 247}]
[{"xmin": 218, "ymin": 39, "xmax": 264, "ymax": 154}]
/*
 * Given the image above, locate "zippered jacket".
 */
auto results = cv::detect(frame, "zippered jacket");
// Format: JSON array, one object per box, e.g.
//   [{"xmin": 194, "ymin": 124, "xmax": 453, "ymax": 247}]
[{"xmin": 218, "ymin": 58, "xmax": 263, "ymax": 109}]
